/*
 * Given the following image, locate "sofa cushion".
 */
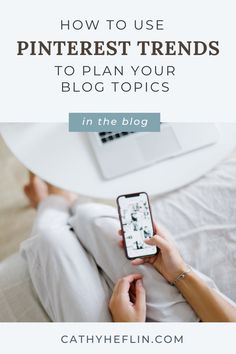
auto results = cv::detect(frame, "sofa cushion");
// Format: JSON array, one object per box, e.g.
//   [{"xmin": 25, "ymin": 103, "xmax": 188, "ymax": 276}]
[{"xmin": 0, "ymin": 253, "xmax": 50, "ymax": 322}]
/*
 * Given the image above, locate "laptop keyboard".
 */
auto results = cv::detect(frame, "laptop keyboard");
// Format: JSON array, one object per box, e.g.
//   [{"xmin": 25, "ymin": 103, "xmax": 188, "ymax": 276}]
[{"xmin": 99, "ymin": 132, "xmax": 135, "ymax": 144}]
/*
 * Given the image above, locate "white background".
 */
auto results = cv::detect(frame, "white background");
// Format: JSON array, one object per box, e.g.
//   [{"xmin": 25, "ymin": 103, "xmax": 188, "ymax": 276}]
[
  {"xmin": 0, "ymin": 0, "xmax": 235, "ymax": 122},
  {"xmin": 0, "ymin": 2, "xmax": 235, "ymax": 349}
]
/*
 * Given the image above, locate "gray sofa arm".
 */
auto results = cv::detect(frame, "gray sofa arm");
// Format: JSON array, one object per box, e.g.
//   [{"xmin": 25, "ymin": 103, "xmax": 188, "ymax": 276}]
[{"xmin": 0, "ymin": 253, "xmax": 50, "ymax": 322}]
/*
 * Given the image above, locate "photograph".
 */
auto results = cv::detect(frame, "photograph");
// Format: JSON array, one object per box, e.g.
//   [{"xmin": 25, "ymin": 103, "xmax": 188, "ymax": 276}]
[{"xmin": 0, "ymin": 122, "xmax": 236, "ymax": 323}]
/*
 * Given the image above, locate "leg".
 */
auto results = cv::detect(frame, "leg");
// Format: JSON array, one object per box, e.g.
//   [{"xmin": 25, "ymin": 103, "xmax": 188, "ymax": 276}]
[
  {"xmin": 21, "ymin": 176, "xmax": 112, "ymax": 322},
  {"xmin": 70, "ymin": 203, "xmax": 206, "ymax": 322}
]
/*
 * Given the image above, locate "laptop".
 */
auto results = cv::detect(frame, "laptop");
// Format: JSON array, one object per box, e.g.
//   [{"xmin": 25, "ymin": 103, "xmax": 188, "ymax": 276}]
[{"xmin": 88, "ymin": 123, "xmax": 219, "ymax": 179}]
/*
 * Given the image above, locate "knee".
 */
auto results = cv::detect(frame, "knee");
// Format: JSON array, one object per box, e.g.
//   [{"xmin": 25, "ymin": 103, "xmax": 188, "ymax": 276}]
[
  {"xmin": 70, "ymin": 203, "xmax": 118, "ymax": 243},
  {"xmin": 74, "ymin": 203, "xmax": 117, "ymax": 224},
  {"xmin": 35, "ymin": 224, "xmax": 72, "ymax": 251}
]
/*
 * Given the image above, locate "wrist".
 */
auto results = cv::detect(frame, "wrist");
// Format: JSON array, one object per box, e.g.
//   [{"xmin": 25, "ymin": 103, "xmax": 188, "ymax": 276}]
[
  {"xmin": 170, "ymin": 265, "xmax": 192, "ymax": 286},
  {"xmin": 168, "ymin": 264, "xmax": 190, "ymax": 284}
]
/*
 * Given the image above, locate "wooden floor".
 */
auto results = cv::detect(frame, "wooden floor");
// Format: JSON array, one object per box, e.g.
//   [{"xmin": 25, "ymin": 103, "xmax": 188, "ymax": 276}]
[{"xmin": 0, "ymin": 136, "xmax": 35, "ymax": 261}]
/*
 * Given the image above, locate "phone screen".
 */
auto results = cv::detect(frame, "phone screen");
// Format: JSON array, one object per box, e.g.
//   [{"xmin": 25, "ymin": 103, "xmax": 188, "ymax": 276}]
[{"xmin": 117, "ymin": 192, "xmax": 157, "ymax": 259}]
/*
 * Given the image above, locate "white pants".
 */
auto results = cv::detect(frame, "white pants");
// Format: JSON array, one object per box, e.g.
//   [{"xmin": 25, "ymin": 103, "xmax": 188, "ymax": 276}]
[{"xmin": 21, "ymin": 156, "xmax": 236, "ymax": 322}]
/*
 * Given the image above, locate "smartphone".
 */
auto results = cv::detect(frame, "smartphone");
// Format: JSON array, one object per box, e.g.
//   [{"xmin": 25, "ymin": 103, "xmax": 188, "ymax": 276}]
[{"xmin": 117, "ymin": 192, "xmax": 159, "ymax": 260}]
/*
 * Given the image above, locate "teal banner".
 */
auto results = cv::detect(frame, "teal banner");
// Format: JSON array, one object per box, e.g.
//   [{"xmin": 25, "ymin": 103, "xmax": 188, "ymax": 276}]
[{"xmin": 69, "ymin": 113, "xmax": 160, "ymax": 132}]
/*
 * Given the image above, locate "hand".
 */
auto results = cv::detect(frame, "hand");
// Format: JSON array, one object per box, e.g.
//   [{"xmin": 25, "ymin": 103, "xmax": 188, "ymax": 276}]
[
  {"xmin": 109, "ymin": 274, "xmax": 146, "ymax": 322},
  {"xmin": 118, "ymin": 224, "xmax": 187, "ymax": 283}
]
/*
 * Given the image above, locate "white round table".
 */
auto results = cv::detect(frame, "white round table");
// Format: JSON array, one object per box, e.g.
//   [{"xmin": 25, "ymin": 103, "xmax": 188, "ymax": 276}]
[{"xmin": 1, "ymin": 123, "xmax": 236, "ymax": 200}]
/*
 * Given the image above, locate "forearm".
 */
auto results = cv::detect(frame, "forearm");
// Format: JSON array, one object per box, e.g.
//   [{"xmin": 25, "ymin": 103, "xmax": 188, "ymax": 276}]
[{"xmin": 176, "ymin": 271, "xmax": 236, "ymax": 322}]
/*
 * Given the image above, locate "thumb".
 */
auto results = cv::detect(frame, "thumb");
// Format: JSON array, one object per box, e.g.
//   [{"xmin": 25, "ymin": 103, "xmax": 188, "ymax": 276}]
[
  {"xmin": 135, "ymin": 279, "xmax": 146, "ymax": 312},
  {"xmin": 145, "ymin": 235, "xmax": 170, "ymax": 252}
]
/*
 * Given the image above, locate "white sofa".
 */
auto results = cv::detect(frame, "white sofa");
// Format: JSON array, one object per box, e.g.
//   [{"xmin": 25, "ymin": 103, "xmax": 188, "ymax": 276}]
[{"xmin": 0, "ymin": 253, "xmax": 50, "ymax": 322}]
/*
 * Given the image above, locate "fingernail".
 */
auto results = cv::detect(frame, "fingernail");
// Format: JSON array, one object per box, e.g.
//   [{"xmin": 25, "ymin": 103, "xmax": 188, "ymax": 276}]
[{"xmin": 136, "ymin": 279, "xmax": 143, "ymax": 287}]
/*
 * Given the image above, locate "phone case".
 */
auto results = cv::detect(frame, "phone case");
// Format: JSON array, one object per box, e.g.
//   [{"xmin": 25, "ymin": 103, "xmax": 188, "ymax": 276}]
[{"xmin": 116, "ymin": 192, "xmax": 159, "ymax": 260}]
